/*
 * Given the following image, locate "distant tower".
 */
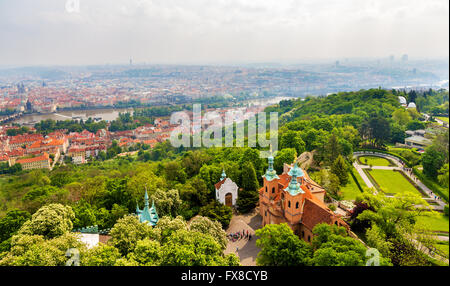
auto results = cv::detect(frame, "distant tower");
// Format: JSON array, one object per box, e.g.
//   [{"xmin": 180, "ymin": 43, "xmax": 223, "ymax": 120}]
[
  {"xmin": 401, "ymin": 54, "xmax": 408, "ymax": 62},
  {"xmin": 17, "ymin": 82, "xmax": 25, "ymax": 94},
  {"xmin": 130, "ymin": 58, "xmax": 133, "ymax": 65},
  {"xmin": 389, "ymin": 55, "xmax": 395, "ymax": 62},
  {"xmin": 26, "ymin": 99, "xmax": 32, "ymax": 111}
]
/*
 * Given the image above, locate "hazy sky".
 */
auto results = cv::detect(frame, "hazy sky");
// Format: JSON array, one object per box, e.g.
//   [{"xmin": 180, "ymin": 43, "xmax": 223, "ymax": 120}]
[{"xmin": 0, "ymin": 0, "xmax": 448, "ymax": 66}]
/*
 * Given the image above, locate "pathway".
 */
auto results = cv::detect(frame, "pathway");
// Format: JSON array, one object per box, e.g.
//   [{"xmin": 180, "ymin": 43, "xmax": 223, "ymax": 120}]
[{"xmin": 353, "ymin": 161, "xmax": 374, "ymax": 189}]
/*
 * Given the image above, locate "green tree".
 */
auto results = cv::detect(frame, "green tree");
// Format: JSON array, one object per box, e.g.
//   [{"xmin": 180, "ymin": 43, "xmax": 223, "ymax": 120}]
[
  {"xmin": 127, "ymin": 169, "xmax": 165, "ymax": 200},
  {"xmin": 160, "ymin": 229, "xmax": 239, "ymax": 266},
  {"xmin": 310, "ymin": 223, "xmax": 374, "ymax": 266},
  {"xmin": 438, "ymin": 164, "xmax": 449, "ymax": 188},
  {"xmin": 163, "ymin": 161, "xmax": 187, "ymax": 184},
  {"xmin": 392, "ymin": 109, "xmax": 412, "ymax": 126},
  {"xmin": 108, "ymin": 215, "xmax": 161, "ymax": 256},
  {"xmin": 422, "ymin": 146, "xmax": 445, "ymax": 178},
  {"xmin": 72, "ymin": 201, "xmax": 97, "ymax": 229},
  {"xmin": 18, "ymin": 204, "xmax": 75, "ymax": 239},
  {"xmin": 331, "ymin": 155, "xmax": 349, "ymax": 186},
  {"xmin": 82, "ymin": 244, "xmax": 122, "ymax": 266},
  {"xmin": 273, "ymin": 148, "xmax": 297, "ymax": 174},
  {"xmin": 127, "ymin": 239, "xmax": 162, "ymax": 266},
  {"xmin": 182, "ymin": 151, "xmax": 212, "ymax": 177},
  {"xmin": 239, "ymin": 148, "xmax": 263, "ymax": 178},
  {"xmin": 280, "ymin": 130, "xmax": 306, "ymax": 155},
  {"xmin": 0, "ymin": 232, "xmax": 85, "ymax": 266},
  {"xmin": 255, "ymin": 223, "xmax": 312, "ymax": 266},
  {"xmin": 236, "ymin": 162, "xmax": 259, "ymax": 213},
  {"xmin": 150, "ymin": 189, "xmax": 182, "ymax": 218},
  {"xmin": 155, "ymin": 216, "xmax": 187, "ymax": 242},
  {"xmin": 180, "ymin": 176, "xmax": 210, "ymax": 208},
  {"xmin": 0, "ymin": 210, "xmax": 31, "ymax": 243},
  {"xmin": 198, "ymin": 201, "xmax": 233, "ymax": 228},
  {"xmin": 189, "ymin": 215, "xmax": 227, "ymax": 249}
]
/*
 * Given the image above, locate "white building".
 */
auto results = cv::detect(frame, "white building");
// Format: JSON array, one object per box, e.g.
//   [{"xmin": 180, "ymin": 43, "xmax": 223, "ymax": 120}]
[
  {"xmin": 398, "ymin": 96, "xmax": 407, "ymax": 107},
  {"xmin": 407, "ymin": 102, "xmax": 417, "ymax": 109},
  {"xmin": 215, "ymin": 170, "xmax": 239, "ymax": 207}
]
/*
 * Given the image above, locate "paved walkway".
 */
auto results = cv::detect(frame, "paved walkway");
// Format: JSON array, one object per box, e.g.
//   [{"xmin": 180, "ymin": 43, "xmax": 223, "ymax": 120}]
[
  {"xmin": 353, "ymin": 152, "xmax": 446, "ymax": 211},
  {"xmin": 224, "ymin": 209, "xmax": 262, "ymax": 266},
  {"xmin": 353, "ymin": 161, "xmax": 374, "ymax": 189}
]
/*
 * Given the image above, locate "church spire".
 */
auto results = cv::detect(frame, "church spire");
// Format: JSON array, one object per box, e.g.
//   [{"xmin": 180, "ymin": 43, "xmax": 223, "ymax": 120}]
[
  {"xmin": 144, "ymin": 188, "xmax": 149, "ymax": 208},
  {"xmin": 263, "ymin": 154, "xmax": 279, "ymax": 181},
  {"xmin": 221, "ymin": 169, "xmax": 227, "ymax": 181},
  {"xmin": 284, "ymin": 172, "xmax": 305, "ymax": 196}
]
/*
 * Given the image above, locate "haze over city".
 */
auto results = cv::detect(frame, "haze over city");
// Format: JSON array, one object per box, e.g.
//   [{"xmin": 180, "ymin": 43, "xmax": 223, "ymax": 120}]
[{"xmin": 0, "ymin": 0, "xmax": 449, "ymax": 66}]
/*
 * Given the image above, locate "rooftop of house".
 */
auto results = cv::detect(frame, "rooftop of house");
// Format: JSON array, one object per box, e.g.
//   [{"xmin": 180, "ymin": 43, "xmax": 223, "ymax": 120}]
[{"xmin": 16, "ymin": 152, "xmax": 50, "ymax": 164}]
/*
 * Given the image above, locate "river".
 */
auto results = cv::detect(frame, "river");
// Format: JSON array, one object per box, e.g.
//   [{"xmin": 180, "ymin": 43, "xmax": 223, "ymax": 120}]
[
  {"xmin": 12, "ymin": 108, "xmax": 134, "ymax": 126},
  {"xmin": 12, "ymin": 97, "xmax": 297, "ymax": 126}
]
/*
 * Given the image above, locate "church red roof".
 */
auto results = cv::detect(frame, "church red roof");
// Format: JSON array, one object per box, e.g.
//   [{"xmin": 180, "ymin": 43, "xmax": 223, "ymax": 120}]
[
  {"xmin": 214, "ymin": 178, "xmax": 226, "ymax": 190},
  {"xmin": 301, "ymin": 198, "xmax": 335, "ymax": 231}
]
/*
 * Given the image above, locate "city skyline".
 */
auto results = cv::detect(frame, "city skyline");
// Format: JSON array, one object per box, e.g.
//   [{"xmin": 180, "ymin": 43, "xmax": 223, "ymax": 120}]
[{"xmin": 0, "ymin": 0, "xmax": 448, "ymax": 66}]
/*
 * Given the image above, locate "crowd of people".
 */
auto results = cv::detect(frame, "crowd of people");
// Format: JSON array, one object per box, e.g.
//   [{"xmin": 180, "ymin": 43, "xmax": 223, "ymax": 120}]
[{"xmin": 227, "ymin": 229, "xmax": 252, "ymax": 243}]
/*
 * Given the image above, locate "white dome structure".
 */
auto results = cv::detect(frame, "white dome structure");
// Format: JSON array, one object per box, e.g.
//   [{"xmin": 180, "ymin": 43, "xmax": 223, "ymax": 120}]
[
  {"xmin": 407, "ymin": 102, "xmax": 417, "ymax": 109},
  {"xmin": 398, "ymin": 96, "xmax": 407, "ymax": 105}
]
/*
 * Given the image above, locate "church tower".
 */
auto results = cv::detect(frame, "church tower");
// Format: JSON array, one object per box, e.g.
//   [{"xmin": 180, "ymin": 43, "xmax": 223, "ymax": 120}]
[
  {"xmin": 262, "ymin": 155, "xmax": 280, "ymax": 200},
  {"xmin": 260, "ymin": 155, "xmax": 280, "ymax": 223}
]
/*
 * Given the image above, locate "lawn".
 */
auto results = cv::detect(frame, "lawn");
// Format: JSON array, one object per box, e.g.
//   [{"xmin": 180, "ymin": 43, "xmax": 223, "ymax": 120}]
[
  {"xmin": 358, "ymin": 155, "xmax": 395, "ymax": 167},
  {"xmin": 367, "ymin": 169, "xmax": 424, "ymax": 197},
  {"xmin": 436, "ymin": 116, "xmax": 449, "ymax": 123},
  {"xmin": 434, "ymin": 243, "xmax": 449, "ymax": 258},
  {"xmin": 416, "ymin": 213, "xmax": 449, "ymax": 233},
  {"xmin": 340, "ymin": 167, "xmax": 367, "ymax": 201},
  {"xmin": 341, "ymin": 177, "xmax": 362, "ymax": 201}
]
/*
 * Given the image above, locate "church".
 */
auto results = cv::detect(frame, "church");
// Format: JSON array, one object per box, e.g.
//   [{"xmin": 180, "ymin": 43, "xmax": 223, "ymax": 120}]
[
  {"xmin": 215, "ymin": 169, "xmax": 239, "ymax": 207},
  {"xmin": 259, "ymin": 155, "xmax": 349, "ymax": 243}
]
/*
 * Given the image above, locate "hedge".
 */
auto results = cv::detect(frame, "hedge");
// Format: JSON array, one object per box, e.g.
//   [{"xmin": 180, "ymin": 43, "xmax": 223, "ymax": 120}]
[
  {"xmin": 354, "ymin": 148, "xmax": 413, "ymax": 167},
  {"xmin": 348, "ymin": 167, "xmax": 364, "ymax": 193}
]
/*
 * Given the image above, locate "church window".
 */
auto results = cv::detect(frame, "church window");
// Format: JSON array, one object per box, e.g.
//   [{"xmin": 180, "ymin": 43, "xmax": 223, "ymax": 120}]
[
  {"xmin": 296, "ymin": 202, "xmax": 299, "ymax": 209},
  {"xmin": 271, "ymin": 187, "xmax": 275, "ymax": 193},
  {"xmin": 288, "ymin": 201, "xmax": 291, "ymax": 208}
]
